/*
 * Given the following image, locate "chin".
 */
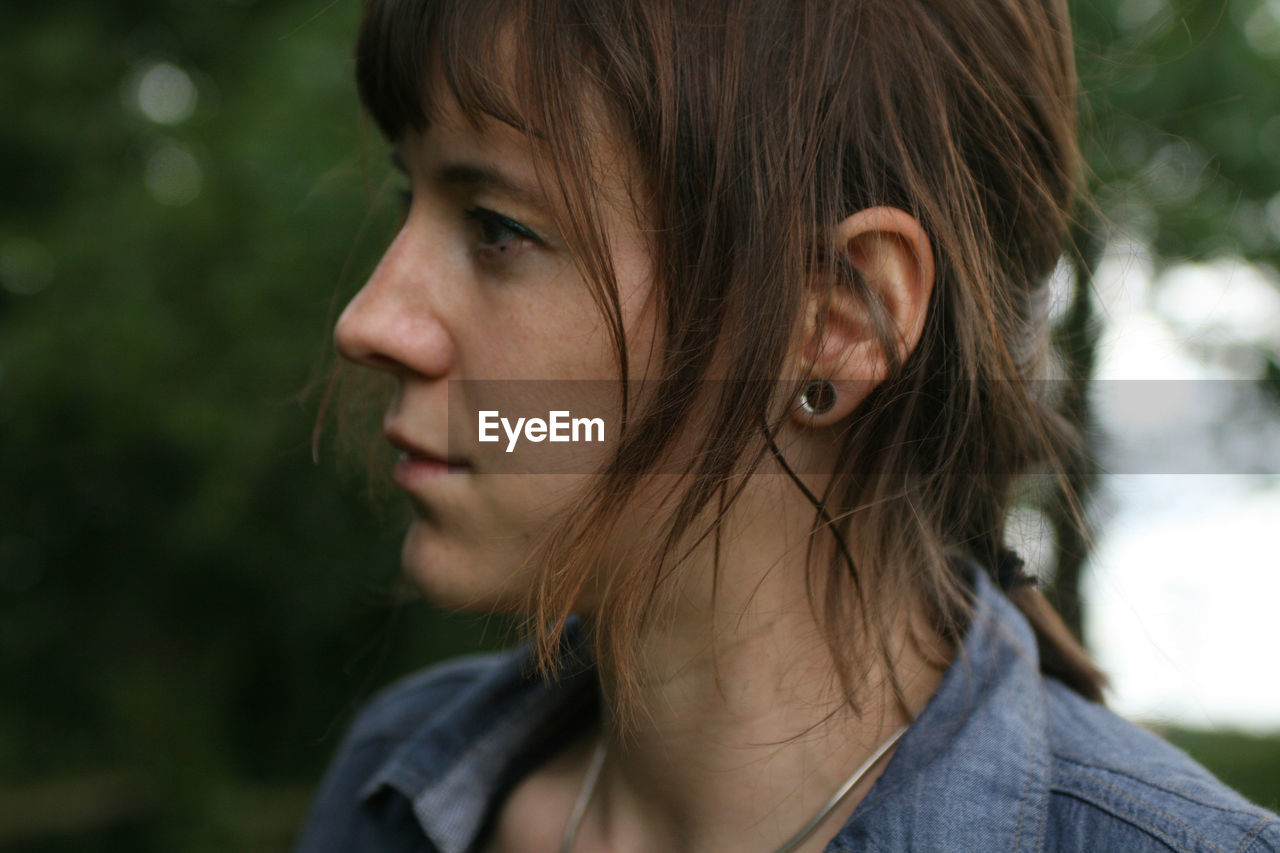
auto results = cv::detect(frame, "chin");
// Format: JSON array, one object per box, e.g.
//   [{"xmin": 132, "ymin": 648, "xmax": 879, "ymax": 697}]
[{"xmin": 400, "ymin": 518, "xmax": 530, "ymax": 614}]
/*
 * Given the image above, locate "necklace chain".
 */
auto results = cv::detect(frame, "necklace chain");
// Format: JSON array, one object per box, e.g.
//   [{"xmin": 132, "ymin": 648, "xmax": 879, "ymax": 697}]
[{"xmin": 559, "ymin": 724, "xmax": 909, "ymax": 853}]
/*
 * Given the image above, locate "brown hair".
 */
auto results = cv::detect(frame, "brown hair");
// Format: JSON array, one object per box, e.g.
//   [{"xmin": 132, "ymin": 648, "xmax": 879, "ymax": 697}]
[{"xmin": 349, "ymin": 0, "xmax": 1107, "ymax": 724}]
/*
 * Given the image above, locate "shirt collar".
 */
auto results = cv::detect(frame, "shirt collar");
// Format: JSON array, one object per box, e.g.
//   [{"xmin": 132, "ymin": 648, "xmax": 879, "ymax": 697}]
[
  {"xmin": 831, "ymin": 564, "xmax": 1051, "ymax": 852},
  {"xmin": 362, "ymin": 564, "xmax": 1051, "ymax": 853},
  {"xmin": 358, "ymin": 625, "xmax": 597, "ymax": 853}
]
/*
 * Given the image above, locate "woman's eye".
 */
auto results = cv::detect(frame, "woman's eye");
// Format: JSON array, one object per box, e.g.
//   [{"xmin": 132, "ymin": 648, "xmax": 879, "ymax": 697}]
[{"xmin": 464, "ymin": 207, "xmax": 538, "ymax": 258}]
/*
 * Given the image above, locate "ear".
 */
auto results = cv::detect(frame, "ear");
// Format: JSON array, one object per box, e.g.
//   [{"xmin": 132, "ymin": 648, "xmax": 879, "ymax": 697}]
[{"xmin": 792, "ymin": 206, "xmax": 935, "ymax": 426}]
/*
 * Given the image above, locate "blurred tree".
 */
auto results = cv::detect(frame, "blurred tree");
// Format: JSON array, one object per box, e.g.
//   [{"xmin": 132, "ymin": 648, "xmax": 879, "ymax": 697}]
[
  {"xmin": 0, "ymin": 1, "xmax": 507, "ymax": 849},
  {"xmin": 1046, "ymin": 0, "xmax": 1280, "ymax": 637}
]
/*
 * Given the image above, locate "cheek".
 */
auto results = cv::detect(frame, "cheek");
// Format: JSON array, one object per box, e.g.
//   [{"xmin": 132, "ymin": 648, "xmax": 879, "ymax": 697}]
[
  {"xmin": 615, "ymin": 253, "xmax": 663, "ymax": 384},
  {"xmin": 471, "ymin": 262, "xmax": 624, "ymax": 383},
  {"xmin": 485, "ymin": 238, "xmax": 660, "ymax": 385},
  {"xmin": 406, "ymin": 258, "xmax": 662, "ymax": 611}
]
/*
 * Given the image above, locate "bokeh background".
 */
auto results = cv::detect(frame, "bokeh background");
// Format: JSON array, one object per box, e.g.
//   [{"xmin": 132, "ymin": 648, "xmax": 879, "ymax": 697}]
[{"xmin": 2, "ymin": 0, "xmax": 1278, "ymax": 849}]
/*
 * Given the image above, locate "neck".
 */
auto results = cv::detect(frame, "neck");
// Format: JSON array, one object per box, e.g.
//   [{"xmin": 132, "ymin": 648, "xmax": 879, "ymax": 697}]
[{"xmin": 577, "ymin": 476, "xmax": 953, "ymax": 853}]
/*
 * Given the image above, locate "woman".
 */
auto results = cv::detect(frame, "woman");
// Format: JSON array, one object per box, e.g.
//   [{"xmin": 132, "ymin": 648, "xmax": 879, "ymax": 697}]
[{"xmin": 296, "ymin": 0, "xmax": 1280, "ymax": 850}]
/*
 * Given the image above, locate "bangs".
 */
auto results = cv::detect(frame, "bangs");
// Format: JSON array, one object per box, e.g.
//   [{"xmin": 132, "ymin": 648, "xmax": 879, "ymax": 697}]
[{"xmin": 355, "ymin": 0, "xmax": 571, "ymax": 141}]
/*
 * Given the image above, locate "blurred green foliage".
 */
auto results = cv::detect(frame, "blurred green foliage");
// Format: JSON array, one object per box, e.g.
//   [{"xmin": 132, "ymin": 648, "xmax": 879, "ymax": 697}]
[
  {"xmin": 1164, "ymin": 727, "xmax": 1280, "ymax": 813},
  {"xmin": 0, "ymin": 0, "xmax": 510, "ymax": 848},
  {"xmin": 1, "ymin": 0, "xmax": 1277, "ymax": 849},
  {"xmin": 1074, "ymin": 0, "xmax": 1280, "ymax": 273}
]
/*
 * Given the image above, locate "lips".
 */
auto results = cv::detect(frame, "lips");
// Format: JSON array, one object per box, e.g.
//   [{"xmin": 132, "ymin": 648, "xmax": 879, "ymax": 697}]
[{"xmin": 384, "ymin": 427, "xmax": 470, "ymax": 470}]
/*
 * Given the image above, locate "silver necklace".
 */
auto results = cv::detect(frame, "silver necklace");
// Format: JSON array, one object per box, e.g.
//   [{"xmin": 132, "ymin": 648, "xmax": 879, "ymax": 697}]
[{"xmin": 559, "ymin": 724, "xmax": 908, "ymax": 853}]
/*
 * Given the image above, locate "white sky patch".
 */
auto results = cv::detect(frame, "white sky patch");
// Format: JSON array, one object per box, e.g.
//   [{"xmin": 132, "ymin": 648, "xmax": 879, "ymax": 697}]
[
  {"xmin": 1156, "ymin": 259, "xmax": 1280, "ymax": 352},
  {"xmin": 1083, "ymin": 247, "xmax": 1280, "ymax": 732},
  {"xmin": 1087, "ymin": 476, "xmax": 1280, "ymax": 732}
]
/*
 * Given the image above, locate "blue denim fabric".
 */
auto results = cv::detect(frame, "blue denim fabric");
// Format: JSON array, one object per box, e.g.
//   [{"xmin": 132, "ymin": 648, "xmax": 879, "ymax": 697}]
[{"xmin": 294, "ymin": 566, "xmax": 1280, "ymax": 852}]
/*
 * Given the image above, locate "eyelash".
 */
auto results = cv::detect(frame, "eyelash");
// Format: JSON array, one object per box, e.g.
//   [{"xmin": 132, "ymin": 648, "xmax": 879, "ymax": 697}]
[
  {"xmin": 463, "ymin": 207, "xmax": 539, "ymax": 256},
  {"xmin": 396, "ymin": 189, "xmax": 538, "ymax": 260}
]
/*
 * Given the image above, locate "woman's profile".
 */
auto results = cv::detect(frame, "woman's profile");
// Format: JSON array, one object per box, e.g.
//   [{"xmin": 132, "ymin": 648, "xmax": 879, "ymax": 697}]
[{"xmin": 295, "ymin": 0, "xmax": 1280, "ymax": 850}]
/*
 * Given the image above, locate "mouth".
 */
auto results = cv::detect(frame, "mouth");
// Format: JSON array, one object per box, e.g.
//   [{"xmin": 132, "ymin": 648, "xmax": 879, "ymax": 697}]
[{"xmin": 385, "ymin": 428, "xmax": 471, "ymax": 486}]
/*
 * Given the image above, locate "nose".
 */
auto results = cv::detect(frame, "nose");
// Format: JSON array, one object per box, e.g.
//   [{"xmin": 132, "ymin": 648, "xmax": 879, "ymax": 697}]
[{"xmin": 334, "ymin": 226, "xmax": 455, "ymax": 378}]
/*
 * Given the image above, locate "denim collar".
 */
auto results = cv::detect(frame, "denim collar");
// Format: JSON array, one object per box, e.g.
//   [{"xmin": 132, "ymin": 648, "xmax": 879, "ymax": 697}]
[
  {"xmin": 360, "ymin": 564, "xmax": 1049, "ymax": 853},
  {"xmin": 829, "ymin": 565, "xmax": 1050, "ymax": 852},
  {"xmin": 357, "ymin": 625, "xmax": 597, "ymax": 853}
]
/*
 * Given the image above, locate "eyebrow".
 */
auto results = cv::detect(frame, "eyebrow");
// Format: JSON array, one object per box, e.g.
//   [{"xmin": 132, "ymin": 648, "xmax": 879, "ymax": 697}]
[{"xmin": 390, "ymin": 149, "xmax": 552, "ymax": 215}]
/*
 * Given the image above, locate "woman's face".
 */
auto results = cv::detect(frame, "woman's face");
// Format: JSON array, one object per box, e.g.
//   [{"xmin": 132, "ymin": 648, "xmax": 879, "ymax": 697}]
[{"xmin": 334, "ymin": 88, "xmax": 662, "ymax": 611}]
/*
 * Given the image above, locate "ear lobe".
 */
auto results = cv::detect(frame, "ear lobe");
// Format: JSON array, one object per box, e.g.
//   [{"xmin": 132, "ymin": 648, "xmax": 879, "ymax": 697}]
[{"xmin": 791, "ymin": 206, "xmax": 934, "ymax": 427}]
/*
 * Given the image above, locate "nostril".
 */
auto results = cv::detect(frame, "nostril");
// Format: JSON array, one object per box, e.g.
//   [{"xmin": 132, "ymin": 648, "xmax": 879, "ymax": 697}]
[
  {"xmin": 333, "ymin": 320, "xmax": 383, "ymax": 371},
  {"xmin": 332, "ymin": 319, "xmax": 364, "ymax": 363},
  {"xmin": 333, "ymin": 300, "xmax": 430, "ymax": 376},
  {"xmin": 332, "ymin": 261, "xmax": 454, "ymax": 379},
  {"xmin": 333, "ymin": 297, "xmax": 382, "ymax": 366},
  {"xmin": 334, "ymin": 328, "xmax": 391, "ymax": 371},
  {"xmin": 359, "ymin": 352, "xmax": 404, "ymax": 372}
]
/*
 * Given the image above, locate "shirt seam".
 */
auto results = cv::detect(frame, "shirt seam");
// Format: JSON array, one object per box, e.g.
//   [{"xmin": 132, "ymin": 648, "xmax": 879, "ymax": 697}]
[
  {"xmin": 1232, "ymin": 815, "xmax": 1276, "ymax": 853},
  {"xmin": 1052, "ymin": 788, "xmax": 1185, "ymax": 851},
  {"xmin": 1053, "ymin": 750, "xmax": 1264, "ymax": 817},
  {"xmin": 1034, "ymin": 722, "xmax": 1049, "ymax": 853},
  {"xmin": 1012, "ymin": 667, "xmax": 1036, "ymax": 851},
  {"xmin": 1053, "ymin": 763, "xmax": 1229, "ymax": 853}
]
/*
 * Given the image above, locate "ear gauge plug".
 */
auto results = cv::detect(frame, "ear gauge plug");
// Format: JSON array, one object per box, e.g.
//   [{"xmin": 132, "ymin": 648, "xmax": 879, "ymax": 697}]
[{"xmin": 797, "ymin": 379, "xmax": 836, "ymax": 415}]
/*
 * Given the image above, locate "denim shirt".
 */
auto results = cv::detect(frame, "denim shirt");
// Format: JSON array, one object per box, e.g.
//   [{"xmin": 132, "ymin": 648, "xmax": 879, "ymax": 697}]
[{"xmin": 294, "ymin": 567, "xmax": 1280, "ymax": 852}]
